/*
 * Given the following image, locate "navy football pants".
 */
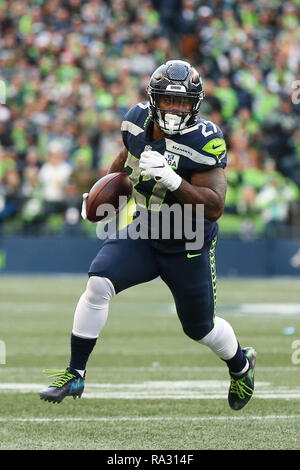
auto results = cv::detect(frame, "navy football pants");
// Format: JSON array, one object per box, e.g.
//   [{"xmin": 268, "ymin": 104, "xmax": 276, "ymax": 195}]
[{"xmin": 88, "ymin": 229, "xmax": 217, "ymax": 341}]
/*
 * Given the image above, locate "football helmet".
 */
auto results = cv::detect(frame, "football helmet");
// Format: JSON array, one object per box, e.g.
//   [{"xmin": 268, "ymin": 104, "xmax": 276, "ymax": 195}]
[{"xmin": 146, "ymin": 60, "xmax": 205, "ymax": 135}]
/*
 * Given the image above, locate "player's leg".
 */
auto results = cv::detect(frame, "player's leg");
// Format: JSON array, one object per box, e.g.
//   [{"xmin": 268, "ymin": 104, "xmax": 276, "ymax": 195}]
[
  {"xmin": 158, "ymin": 237, "xmax": 256, "ymax": 410},
  {"xmin": 68, "ymin": 233, "xmax": 159, "ymax": 373},
  {"xmin": 40, "ymin": 228, "xmax": 159, "ymax": 403}
]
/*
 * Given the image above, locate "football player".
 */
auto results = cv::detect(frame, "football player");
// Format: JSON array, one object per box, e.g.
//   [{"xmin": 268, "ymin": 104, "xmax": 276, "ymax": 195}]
[{"xmin": 40, "ymin": 60, "xmax": 256, "ymax": 410}]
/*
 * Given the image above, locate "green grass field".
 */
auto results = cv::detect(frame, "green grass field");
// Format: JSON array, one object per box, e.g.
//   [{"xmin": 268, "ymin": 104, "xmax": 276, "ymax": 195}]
[{"xmin": 0, "ymin": 275, "xmax": 300, "ymax": 450}]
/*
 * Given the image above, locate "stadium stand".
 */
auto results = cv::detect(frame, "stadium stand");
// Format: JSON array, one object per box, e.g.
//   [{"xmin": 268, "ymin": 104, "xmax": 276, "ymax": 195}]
[{"xmin": 0, "ymin": 0, "xmax": 299, "ymax": 238}]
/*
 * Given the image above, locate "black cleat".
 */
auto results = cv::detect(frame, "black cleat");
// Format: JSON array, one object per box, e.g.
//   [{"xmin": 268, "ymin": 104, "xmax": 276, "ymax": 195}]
[
  {"xmin": 228, "ymin": 347, "xmax": 256, "ymax": 411},
  {"xmin": 39, "ymin": 368, "xmax": 85, "ymax": 403}
]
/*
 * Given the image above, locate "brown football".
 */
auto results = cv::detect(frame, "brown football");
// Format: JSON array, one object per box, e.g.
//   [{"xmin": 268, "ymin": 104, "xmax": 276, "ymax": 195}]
[{"xmin": 86, "ymin": 172, "xmax": 133, "ymax": 222}]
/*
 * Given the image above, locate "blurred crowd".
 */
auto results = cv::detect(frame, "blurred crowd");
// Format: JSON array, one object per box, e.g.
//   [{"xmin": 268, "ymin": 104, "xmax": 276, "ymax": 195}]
[{"xmin": 0, "ymin": 0, "xmax": 299, "ymax": 238}]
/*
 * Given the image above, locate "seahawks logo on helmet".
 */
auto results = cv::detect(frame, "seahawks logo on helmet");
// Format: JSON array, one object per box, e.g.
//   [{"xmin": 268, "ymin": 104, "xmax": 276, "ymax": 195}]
[{"xmin": 146, "ymin": 60, "xmax": 205, "ymax": 135}]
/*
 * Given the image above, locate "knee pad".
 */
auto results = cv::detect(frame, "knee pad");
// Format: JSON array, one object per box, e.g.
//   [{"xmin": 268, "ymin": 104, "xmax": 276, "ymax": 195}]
[
  {"xmin": 72, "ymin": 276, "xmax": 115, "ymax": 339},
  {"xmin": 85, "ymin": 276, "xmax": 115, "ymax": 306}
]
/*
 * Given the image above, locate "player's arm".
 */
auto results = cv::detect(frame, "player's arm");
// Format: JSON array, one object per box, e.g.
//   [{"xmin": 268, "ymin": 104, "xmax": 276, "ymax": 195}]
[
  {"xmin": 139, "ymin": 150, "xmax": 227, "ymax": 222},
  {"xmin": 173, "ymin": 167, "xmax": 227, "ymax": 222},
  {"xmin": 107, "ymin": 147, "xmax": 128, "ymax": 174}
]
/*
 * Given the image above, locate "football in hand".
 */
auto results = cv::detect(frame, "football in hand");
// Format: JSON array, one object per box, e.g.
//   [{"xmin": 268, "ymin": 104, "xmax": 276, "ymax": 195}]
[{"xmin": 85, "ymin": 172, "xmax": 133, "ymax": 222}]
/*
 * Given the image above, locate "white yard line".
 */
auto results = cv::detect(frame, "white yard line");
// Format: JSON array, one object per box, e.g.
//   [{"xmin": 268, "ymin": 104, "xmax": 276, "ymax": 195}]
[
  {"xmin": 0, "ymin": 415, "xmax": 299, "ymax": 423},
  {"xmin": 81, "ymin": 392, "xmax": 300, "ymax": 399},
  {"xmin": 0, "ymin": 381, "xmax": 300, "ymax": 400},
  {"xmin": 168, "ymin": 303, "xmax": 300, "ymax": 317},
  {"xmin": 2, "ymin": 366, "xmax": 300, "ymax": 371},
  {"xmin": 222, "ymin": 303, "xmax": 300, "ymax": 316}
]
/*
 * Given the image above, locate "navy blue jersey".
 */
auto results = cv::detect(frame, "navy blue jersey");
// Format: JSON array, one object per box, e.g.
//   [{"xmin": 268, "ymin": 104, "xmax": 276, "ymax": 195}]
[{"xmin": 121, "ymin": 102, "xmax": 227, "ymax": 252}]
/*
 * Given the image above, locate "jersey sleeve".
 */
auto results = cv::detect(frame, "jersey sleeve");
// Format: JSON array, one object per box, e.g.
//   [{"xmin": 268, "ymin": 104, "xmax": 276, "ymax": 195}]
[
  {"xmin": 121, "ymin": 107, "xmax": 134, "ymax": 149},
  {"xmin": 121, "ymin": 103, "xmax": 148, "ymax": 150},
  {"xmin": 197, "ymin": 121, "xmax": 227, "ymax": 170}
]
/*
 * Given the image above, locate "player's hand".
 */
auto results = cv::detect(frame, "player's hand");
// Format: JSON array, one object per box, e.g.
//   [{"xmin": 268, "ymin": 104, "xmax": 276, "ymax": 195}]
[
  {"xmin": 139, "ymin": 150, "xmax": 182, "ymax": 192},
  {"xmin": 81, "ymin": 193, "xmax": 89, "ymax": 220}
]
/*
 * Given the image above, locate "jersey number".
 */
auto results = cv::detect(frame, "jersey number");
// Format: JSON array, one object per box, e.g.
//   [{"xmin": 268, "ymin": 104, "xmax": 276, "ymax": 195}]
[
  {"xmin": 198, "ymin": 119, "xmax": 218, "ymax": 137},
  {"xmin": 125, "ymin": 152, "xmax": 168, "ymax": 210}
]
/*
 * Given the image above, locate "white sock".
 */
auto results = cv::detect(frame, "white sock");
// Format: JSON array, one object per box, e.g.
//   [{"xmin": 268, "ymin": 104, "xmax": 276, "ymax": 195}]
[
  {"xmin": 72, "ymin": 276, "xmax": 115, "ymax": 339},
  {"xmin": 197, "ymin": 316, "xmax": 239, "ymax": 360}
]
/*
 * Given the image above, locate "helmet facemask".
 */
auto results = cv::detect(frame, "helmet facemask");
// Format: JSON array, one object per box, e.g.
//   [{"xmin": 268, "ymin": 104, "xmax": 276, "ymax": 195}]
[{"xmin": 149, "ymin": 91, "xmax": 201, "ymax": 135}]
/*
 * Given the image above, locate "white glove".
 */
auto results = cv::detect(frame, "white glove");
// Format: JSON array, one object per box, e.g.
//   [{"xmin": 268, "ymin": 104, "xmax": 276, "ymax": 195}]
[
  {"xmin": 139, "ymin": 150, "xmax": 182, "ymax": 192},
  {"xmin": 81, "ymin": 192, "xmax": 89, "ymax": 220}
]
